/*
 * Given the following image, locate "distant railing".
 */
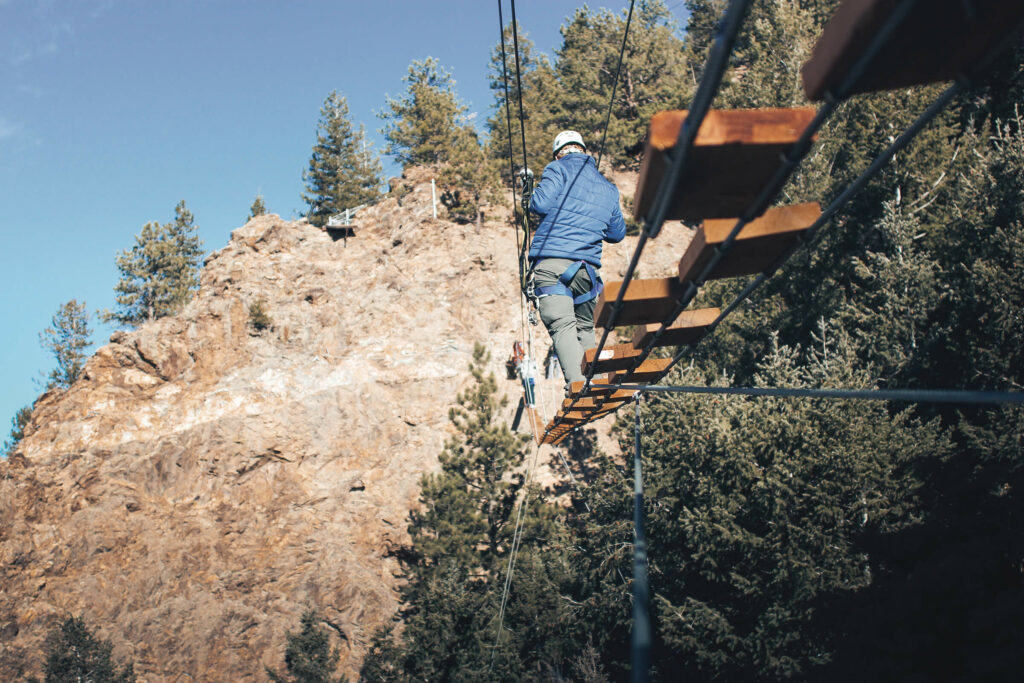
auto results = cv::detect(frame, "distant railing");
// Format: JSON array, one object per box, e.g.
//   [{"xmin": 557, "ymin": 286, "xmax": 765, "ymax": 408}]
[{"xmin": 326, "ymin": 204, "xmax": 366, "ymax": 228}]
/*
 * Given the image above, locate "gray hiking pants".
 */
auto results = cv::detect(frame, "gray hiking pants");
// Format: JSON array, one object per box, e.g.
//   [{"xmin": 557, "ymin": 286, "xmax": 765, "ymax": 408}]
[{"xmin": 533, "ymin": 258, "xmax": 598, "ymax": 385}]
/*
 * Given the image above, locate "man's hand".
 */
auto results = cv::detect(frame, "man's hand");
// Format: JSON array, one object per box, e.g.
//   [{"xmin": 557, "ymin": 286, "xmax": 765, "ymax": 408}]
[{"xmin": 518, "ymin": 167, "xmax": 534, "ymax": 213}]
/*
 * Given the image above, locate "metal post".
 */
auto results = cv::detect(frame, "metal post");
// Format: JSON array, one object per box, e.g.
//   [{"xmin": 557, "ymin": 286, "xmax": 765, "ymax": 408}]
[
  {"xmin": 431, "ymin": 179, "xmax": 438, "ymax": 219},
  {"xmin": 632, "ymin": 394, "xmax": 650, "ymax": 683}
]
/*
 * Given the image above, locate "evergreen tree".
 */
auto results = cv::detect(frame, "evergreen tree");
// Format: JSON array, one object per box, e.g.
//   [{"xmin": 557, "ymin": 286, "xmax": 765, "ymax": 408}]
[
  {"xmin": 555, "ymin": 0, "xmax": 690, "ymax": 169},
  {"xmin": 104, "ymin": 201, "xmax": 203, "ymax": 326},
  {"xmin": 302, "ymin": 91, "xmax": 381, "ymax": 227},
  {"xmin": 380, "ymin": 58, "xmax": 493, "ymax": 223},
  {"xmin": 266, "ymin": 610, "xmax": 345, "ymax": 683},
  {"xmin": 40, "ymin": 616, "xmax": 135, "ymax": 682},
  {"xmin": 487, "ymin": 24, "xmax": 564, "ymax": 183},
  {"xmin": 2, "ymin": 405, "xmax": 32, "ymax": 456},
  {"xmin": 39, "ymin": 299, "xmax": 92, "ymax": 391},
  {"xmin": 361, "ymin": 344, "xmax": 568, "ymax": 680},
  {"xmin": 615, "ymin": 338, "xmax": 944, "ymax": 680},
  {"xmin": 249, "ymin": 193, "xmax": 267, "ymax": 219},
  {"xmin": 380, "ymin": 58, "xmax": 473, "ymax": 168}
]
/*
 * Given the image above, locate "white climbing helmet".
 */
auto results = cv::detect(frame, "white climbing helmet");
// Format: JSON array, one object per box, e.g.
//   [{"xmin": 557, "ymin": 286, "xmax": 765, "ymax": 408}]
[{"xmin": 552, "ymin": 130, "xmax": 586, "ymax": 159}]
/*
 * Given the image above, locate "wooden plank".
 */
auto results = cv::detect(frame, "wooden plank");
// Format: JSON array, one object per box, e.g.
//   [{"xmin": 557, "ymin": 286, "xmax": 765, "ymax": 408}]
[
  {"xmin": 564, "ymin": 408, "xmax": 616, "ymax": 421},
  {"xmin": 582, "ymin": 344, "xmax": 645, "ymax": 374},
  {"xmin": 678, "ymin": 203, "xmax": 821, "ymax": 283},
  {"xmin": 631, "ymin": 307, "xmax": 721, "ymax": 347},
  {"xmin": 607, "ymin": 357, "xmax": 674, "ymax": 384},
  {"xmin": 594, "ymin": 277, "xmax": 685, "ymax": 328},
  {"xmin": 568, "ymin": 381, "xmax": 636, "ymax": 398},
  {"xmin": 563, "ymin": 392, "xmax": 634, "ymax": 410},
  {"xmin": 633, "ymin": 108, "xmax": 817, "ymax": 222},
  {"xmin": 802, "ymin": 0, "xmax": 1024, "ymax": 102}
]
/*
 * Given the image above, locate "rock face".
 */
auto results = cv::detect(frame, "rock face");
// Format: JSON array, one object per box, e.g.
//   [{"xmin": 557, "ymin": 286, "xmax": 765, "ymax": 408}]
[{"xmin": 0, "ymin": 171, "xmax": 693, "ymax": 680}]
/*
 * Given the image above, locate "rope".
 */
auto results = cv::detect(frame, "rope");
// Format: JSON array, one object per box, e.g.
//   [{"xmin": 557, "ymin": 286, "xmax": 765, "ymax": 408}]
[
  {"xmin": 491, "ymin": 439, "xmax": 542, "ymax": 666},
  {"xmin": 631, "ymin": 393, "xmax": 650, "ymax": 683},
  {"xmin": 595, "ymin": 0, "xmax": 636, "ymax": 173},
  {"xmin": 594, "ymin": 383, "xmax": 1024, "ymax": 405}
]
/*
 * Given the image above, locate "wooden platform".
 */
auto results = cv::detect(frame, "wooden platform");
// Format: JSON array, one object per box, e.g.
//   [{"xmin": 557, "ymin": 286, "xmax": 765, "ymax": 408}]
[
  {"xmin": 631, "ymin": 307, "xmax": 721, "ymax": 347},
  {"xmin": 594, "ymin": 277, "xmax": 685, "ymax": 328},
  {"xmin": 633, "ymin": 108, "xmax": 817, "ymax": 222},
  {"xmin": 678, "ymin": 202, "xmax": 821, "ymax": 283},
  {"xmin": 803, "ymin": 0, "xmax": 1024, "ymax": 102}
]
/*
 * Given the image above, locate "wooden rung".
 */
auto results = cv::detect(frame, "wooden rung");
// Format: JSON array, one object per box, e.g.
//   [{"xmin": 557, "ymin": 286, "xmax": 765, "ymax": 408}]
[
  {"xmin": 582, "ymin": 344, "xmax": 645, "ymax": 374},
  {"xmin": 633, "ymin": 108, "xmax": 817, "ymax": 222},
  {"xmin": 678, "ymin": 203, "xmax": 821, "ymax": 283},
  {"xmin": 568, "ymin": 381, "xmax": 637, "ymax": 398},
  {"xmin": 631, "ymin": 307, "xmax": 721, "ymax": 348},
  {"xmin": 607, "ymin": 357, "xmax": 674, "ymax": 384},
  {"xmin": 594, "ymin": 278, "xmax": 685, "ymax": 328},
  {"xmin": 562, "ymin": 392, "xmax": 633, "ymax": 410},
  {"xmin": 802, "ymin": 0, "xmax": 1024, "ymax": 102}
]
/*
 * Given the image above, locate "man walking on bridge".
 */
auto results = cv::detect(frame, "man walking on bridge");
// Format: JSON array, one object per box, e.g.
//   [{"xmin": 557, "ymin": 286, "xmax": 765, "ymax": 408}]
[{"xmin": 526, "ymin": 131, "xmax": 626, "ymax": 387}]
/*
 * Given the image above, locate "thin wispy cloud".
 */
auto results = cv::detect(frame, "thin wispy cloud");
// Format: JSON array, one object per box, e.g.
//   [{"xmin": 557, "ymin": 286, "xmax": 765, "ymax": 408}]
[{"xmin": 0, "ymin": 118, "xmax": 22, "ymax": 140}]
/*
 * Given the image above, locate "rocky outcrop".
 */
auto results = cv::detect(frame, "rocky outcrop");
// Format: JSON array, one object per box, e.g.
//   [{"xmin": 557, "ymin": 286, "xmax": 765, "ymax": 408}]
[{"xmin": 0, "ymin": 171, "xmax": 693, "ymax": 681}]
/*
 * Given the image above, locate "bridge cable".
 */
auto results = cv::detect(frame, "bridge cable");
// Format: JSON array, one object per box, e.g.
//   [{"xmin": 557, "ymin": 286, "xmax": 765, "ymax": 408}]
[{"xmin": 595, "ymin": 0, "xmax": 636, "ymax": 174}]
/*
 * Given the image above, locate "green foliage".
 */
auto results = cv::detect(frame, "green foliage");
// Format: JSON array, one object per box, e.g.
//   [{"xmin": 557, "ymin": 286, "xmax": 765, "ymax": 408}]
[
  {"xmin": 488, "ymin": 2, "xmax": 689, "ymax": 175},
  {"xmin": 632, "ymin": 339, "xmax": 945, "ymax": 680},
  {"xmin": 555, "ymin": 0, "xmax": 690, "ymax": 169},
  {"xmin": 248, "ymin": 299, "xmax": 273, "ymax": 332},
  {"xmin": 361, "ymin": 343, "xmax": 570, "ymax": 680},
  {"xmin": 487, "ymin": 24, "xmax": 564, "ymax": 181},
  {"xmin": 249, "ymin": 193, "xmax": 267, "ymax": 219},
  {"xmin": 266, "ymin": 610, "xmax": 345, "ymax": 683},
  {"xmin": 40, "ymin": 616, "xmax": 135, "ymax": 682},
  {"xmin": 3, "ymin": 404, "xmax": 32, "ymax": 456},
  {"xmin": 302, "ymin": 91, "xmax": 381, "ymax": 227},
  {"xmin": 380, "ymin": 58, "xmax": 471, "ymax": 168},
  {"xmin": 39, "ymin": 299, "xmax": 92, "ymax": 391},
  {"xmin": 380, "ymin": 58, "xmax": 492, "ymax": 222},
  {"xmin": 104, "ymin": 201, "xmax": 203, "ymax": 326}
]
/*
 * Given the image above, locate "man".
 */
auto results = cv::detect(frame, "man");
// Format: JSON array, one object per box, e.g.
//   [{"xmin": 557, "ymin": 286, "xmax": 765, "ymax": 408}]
[{"xmin": 526, "ymin": 130, "xmax": 626, "ymax": 387}]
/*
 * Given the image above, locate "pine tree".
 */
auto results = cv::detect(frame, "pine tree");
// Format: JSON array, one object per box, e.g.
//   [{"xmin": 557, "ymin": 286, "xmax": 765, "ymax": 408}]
[
  {"xmin": 302, "ymin": 91, "xmax": 381, "ymax": 227},
  {"xmin": 104, "ymin": 201, "xmax": 203, "ymax": 326},
  {"xmin": 380, "ymin": 58, "xmax": 472, "ymax": 168},
  {"xmin": 361, "ymin": 344, "xmax": 568, "ymax": 680},
  {"xmin": 2, "ymin": 405, "xmax": 32, "ymax": 456},
  {"xmin": 555, "ymin": 0, "xmax": 691, "ymax": 169},
  {"xmin": 249, "ymin": 193, "xmax": 267, "ymax": 219},
  {"xmin": 624, "ymin": 337, "xmax": 945, "ymax": 680},
  {"xmin": 39, "ymin": 299, "xmax": 92, "ymax": 391},
  {"xmin": 266, "ymin": 610, "xmax": 345, "ymax": 683},
  {"xmin": 40, "ymin": 616, "xmax": 135, "ymax": 682},
  {"xmin": 487, "ymin": 24, "xmax": 564, "ymax": 183},
  {"xmin": 380, "ymin": 58, "xmax": 493, "ymax": 223}
]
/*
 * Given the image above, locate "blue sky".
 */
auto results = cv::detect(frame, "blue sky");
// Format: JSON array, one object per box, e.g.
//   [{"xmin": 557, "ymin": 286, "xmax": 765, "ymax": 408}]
[{"xmin": 0, "ymin": 0, "xmax": 689, "ymax": 433}]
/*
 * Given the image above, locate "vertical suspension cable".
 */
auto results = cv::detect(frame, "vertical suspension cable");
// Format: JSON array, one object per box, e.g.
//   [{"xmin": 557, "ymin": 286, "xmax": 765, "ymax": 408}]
[
  {"xmin": 595, "ymin": 0, "xmax": 636, "ymax": 173},
  {"xmin": 631, "ymin": 394, "xmax": 650, "ymax": 682},
  {"xmin": 498, "ymin": 1, "xmax": 532, "ymax": 349}
]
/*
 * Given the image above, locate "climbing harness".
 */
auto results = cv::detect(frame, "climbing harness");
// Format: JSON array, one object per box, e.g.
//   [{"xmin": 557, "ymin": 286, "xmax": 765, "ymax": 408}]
[{"xmin": 532, "ymin": 260, "xmax": 605, "ymax": 305}]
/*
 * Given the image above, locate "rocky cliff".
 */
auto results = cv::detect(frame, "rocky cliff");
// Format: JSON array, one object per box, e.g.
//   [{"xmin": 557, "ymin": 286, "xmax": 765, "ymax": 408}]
[{"xmin": 0, "ymin": 169, "xmax": 692, "ymax": 681}]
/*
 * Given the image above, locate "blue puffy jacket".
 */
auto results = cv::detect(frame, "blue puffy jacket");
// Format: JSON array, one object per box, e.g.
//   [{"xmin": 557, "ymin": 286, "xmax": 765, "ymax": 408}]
[{"xmin": 528, "ymin": 153, "xmax": 626, "ymax": 268}]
